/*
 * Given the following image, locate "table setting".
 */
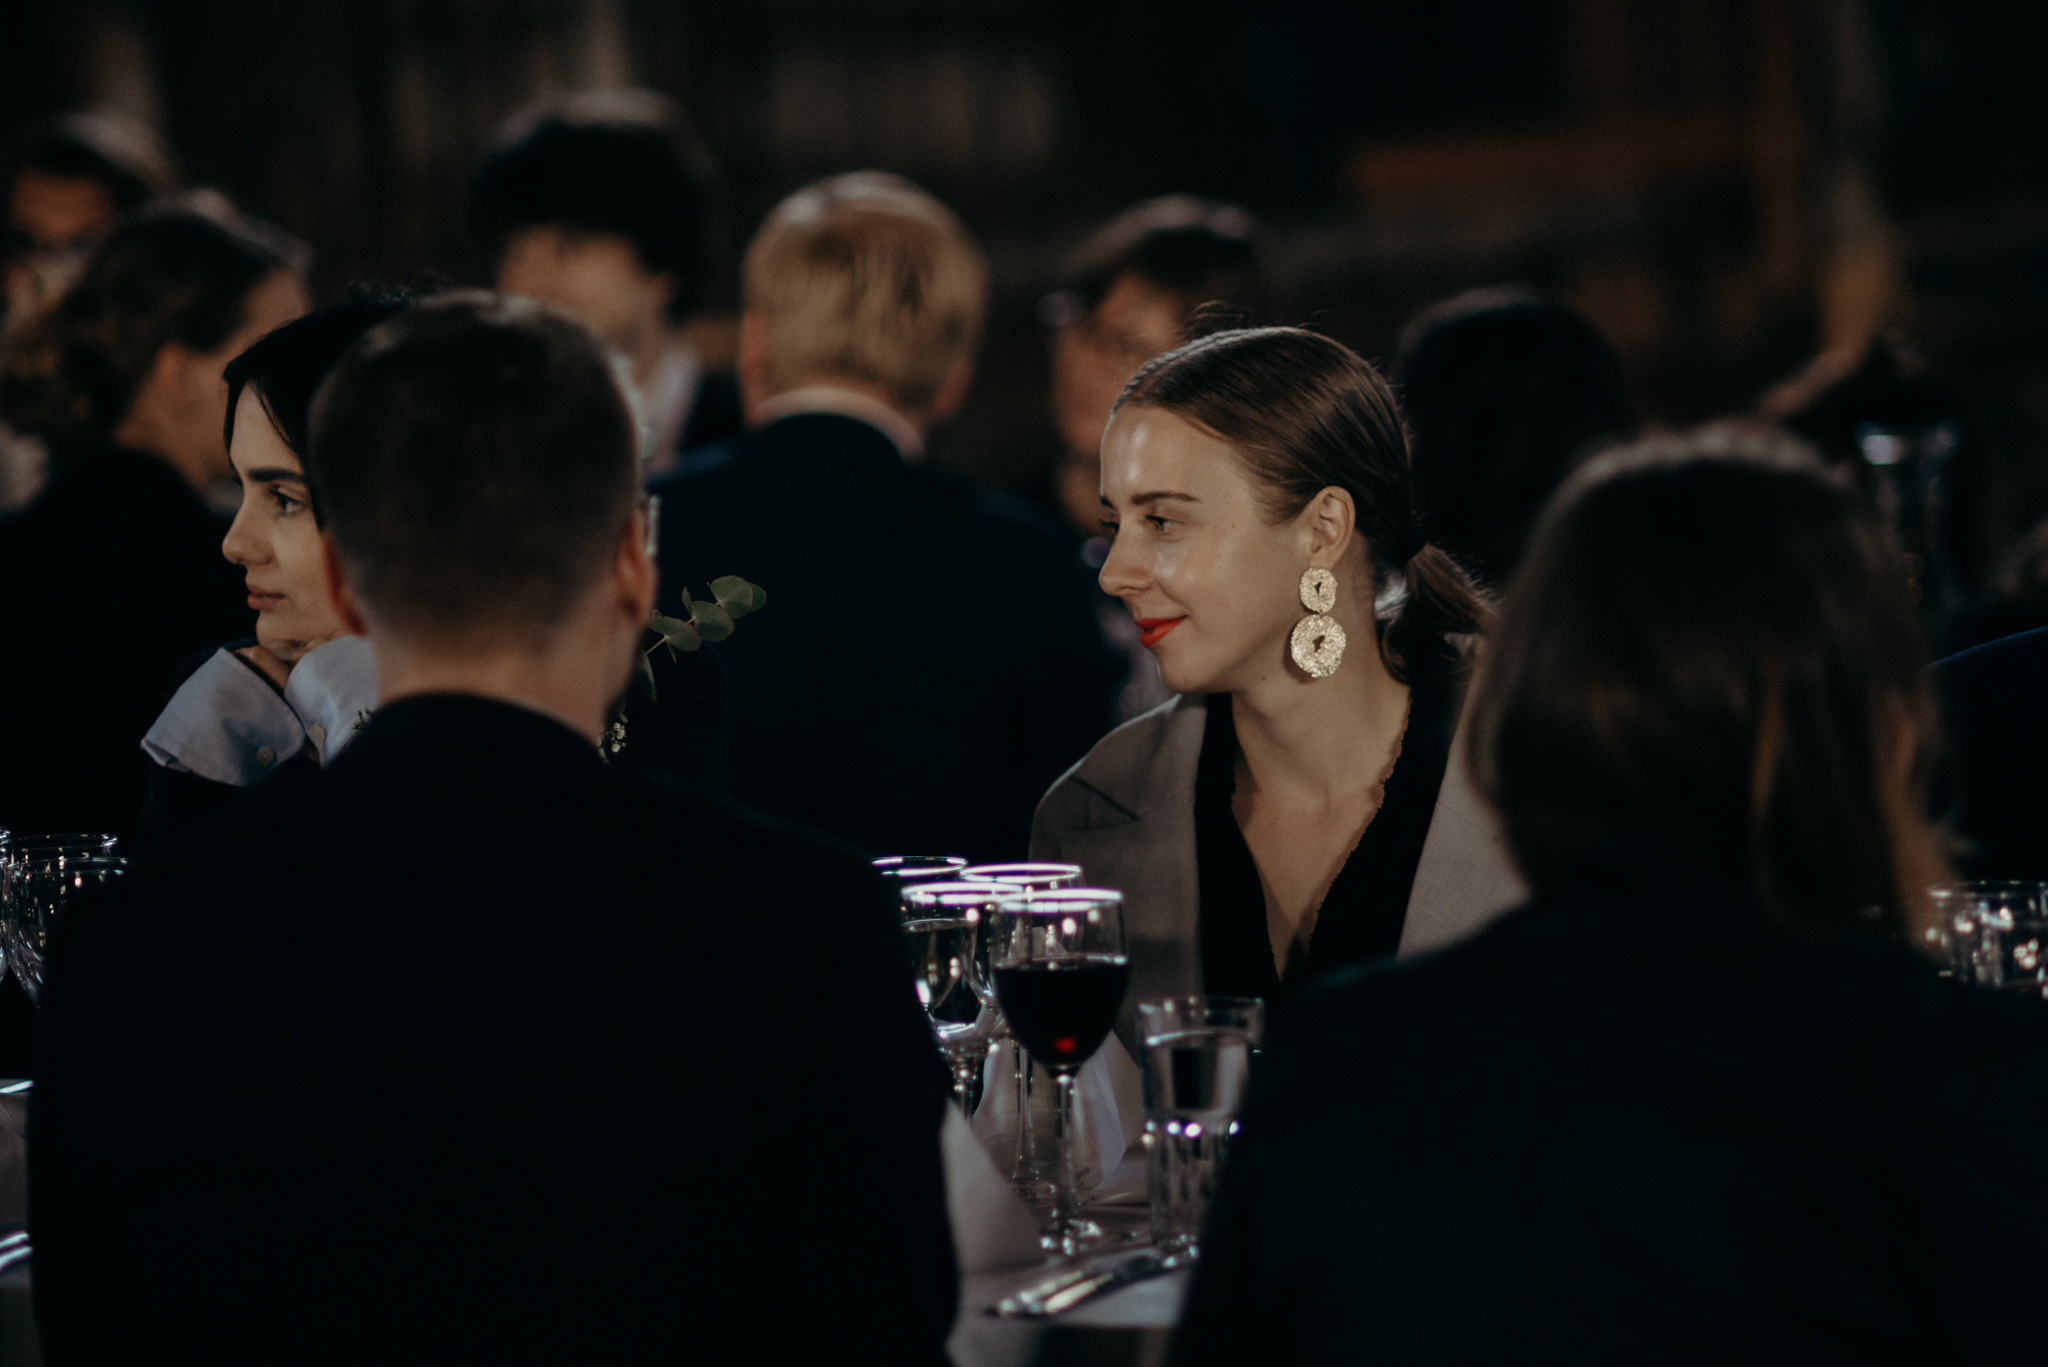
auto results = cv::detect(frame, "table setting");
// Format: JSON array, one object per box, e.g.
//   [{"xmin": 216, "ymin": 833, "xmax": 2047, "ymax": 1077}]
[{"xmin": 877, "ymin": 855, "xmax": 1267, "ymax": 1366}]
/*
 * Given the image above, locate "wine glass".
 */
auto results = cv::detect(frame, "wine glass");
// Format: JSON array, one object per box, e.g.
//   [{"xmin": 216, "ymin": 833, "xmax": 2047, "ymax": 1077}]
[
  {"xmin": 2, "ymin": 854, "xmax": 128, "ymax": 1004},
  {"xmin": 960, "ymin": 862, "xmax": 1083, "ymax": 1192},
  {"xmin": 901, "ymin": 880, "xmax": 1008, "ymax": 1111},
  {"xmin": 0, "ymin": 834, "xmax": 119, "ymax": 994},
  {"xmin": 988, "ymin": 887, "xmax": 1130, "ymax": 1254},
  {"xmin": 872, "ymin": 855, "xmax": 969, "ymax": 886},
  {"xmin": 1935, "ymin": 881, "xmax": 2048, "ymax": 994}
]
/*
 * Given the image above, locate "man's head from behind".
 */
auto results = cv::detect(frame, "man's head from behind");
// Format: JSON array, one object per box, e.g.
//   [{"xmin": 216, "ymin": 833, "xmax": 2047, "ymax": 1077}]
[
  {"xmin": 739, "ymin": 172, "xmax": 987, "ymax": 428},
  {"xmin": 306, "ymin": 293, "xmax": 651, "ymax": 735}
]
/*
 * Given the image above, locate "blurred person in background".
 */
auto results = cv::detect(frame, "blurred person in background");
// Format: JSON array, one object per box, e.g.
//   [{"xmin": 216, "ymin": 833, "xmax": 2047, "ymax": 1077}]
[
  {"xmin": 1172, "ymin": 430, "xmax": 2048, "ymax": 1364},
  {"xmin": 133, "ymin": 295, "xmax": 413, "ymax": 854},
  {"xmin": 1394, "ymin": 285, "xmax": 1637, "ymax": 587},
  {"xmin": 1038, "ymin": 195, "xmax": 1264, "ymax": 719},
  {"xmin": 1761, "ymin": 335, "xmax": 1984, "ymax": 649},
  {"xmin": 1034, "ymin": 327, "xmax": 1520, "ymax": 1055},
  {"xmin": 472, "ymin": 90, "xmax": 741, "ymax": 477},
  {"xmin": 0, "ymin": 192, "xmax": 305, "ymax": 1075},
  {"xmin": 1, "ymin": 112, "xmax": 176, "ymax": 512},
  {"xmin": 654, "ymin": 172, "xmax": 1117, "ymax": 861}
]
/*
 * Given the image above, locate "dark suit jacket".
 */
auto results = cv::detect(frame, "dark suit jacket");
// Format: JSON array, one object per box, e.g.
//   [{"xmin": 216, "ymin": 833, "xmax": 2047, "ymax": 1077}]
[
  {"xmin": 31, "ymin": 695, "xmax": 957, "ymax": 1364},
  {"xmin": 651, "ymin": 412, "xmax": 1118, "ymax": 862},
  {"xmin": 0, "ymin": 440, "xmax": 252, "ymax": 843},
  {"xmin": 1174, "ymin": 879, "xmax": 2048, "ymax": 1364},
  {"xmin": 1935, "ymin": 626, "xmax": 2048, "ymax": 880}
]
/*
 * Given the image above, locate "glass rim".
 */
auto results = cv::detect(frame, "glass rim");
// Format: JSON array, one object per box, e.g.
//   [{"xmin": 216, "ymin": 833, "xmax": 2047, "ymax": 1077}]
[
  {"xmin": 900, "ymin": 880, "xmax": 1010, "ymax": 907},
  {"xmin": 991, "ymin": 886, "xmax": 1123, "ymax": 913},
  {"xmin": 958, "ymin": 862, "xmax": 1084, "ymax": 883},
  {"xmin": 871, "ymin": 854, "xmax": 969, "ymax": 871}
]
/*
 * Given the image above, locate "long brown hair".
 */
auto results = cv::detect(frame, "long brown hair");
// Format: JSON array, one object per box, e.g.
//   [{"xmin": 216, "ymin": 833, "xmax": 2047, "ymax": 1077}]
[
  {"xmin": 1470, "ymin": 426, "xmax": 1948, "ymax": 937},
  {"xmin": 1116, "ymin": 326, "xmax": 1491, "ymax": 682},
  {"xmin": 0, "ymin": 192, "xmax": 306, "ymax": 443}
]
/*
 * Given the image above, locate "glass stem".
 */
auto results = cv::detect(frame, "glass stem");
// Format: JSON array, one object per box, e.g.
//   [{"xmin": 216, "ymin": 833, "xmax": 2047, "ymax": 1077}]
[
  {"xmin": 1010, "ymin": 1039, "xmax": 1035, "ymax": 1184},
  {"xmin": 1052, "ymin": 1069, "xmax": 1080, "ymax": 1248}
]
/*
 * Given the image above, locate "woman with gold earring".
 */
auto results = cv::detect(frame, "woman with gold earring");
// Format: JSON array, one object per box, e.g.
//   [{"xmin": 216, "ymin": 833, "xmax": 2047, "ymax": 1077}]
[{"xmin": 1032, "ymin": 326, "xmax": 1525, "ymax": 1053}]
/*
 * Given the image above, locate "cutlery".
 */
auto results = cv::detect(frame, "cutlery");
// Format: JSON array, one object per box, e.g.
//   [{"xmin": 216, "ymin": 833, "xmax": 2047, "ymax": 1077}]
[{"xmin": 986, "ymin": 1246, "xmax": 1185, "ymax": 1319}]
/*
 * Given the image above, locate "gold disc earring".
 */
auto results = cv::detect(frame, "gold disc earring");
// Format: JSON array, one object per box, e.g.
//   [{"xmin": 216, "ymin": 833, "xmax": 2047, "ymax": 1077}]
[{"xmin": 1290, "ymin": 567, "xmax": 1346, "ymax": 678}]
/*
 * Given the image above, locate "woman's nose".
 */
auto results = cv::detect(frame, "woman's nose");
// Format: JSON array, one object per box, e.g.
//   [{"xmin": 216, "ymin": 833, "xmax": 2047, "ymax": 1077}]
[
  {"xmin": 1097, "ymin": 527, "xmax": 1148, "ymax": 599},
  {"xmin": 221, "ymin": 503, "xmax": 265, "ymax": 567}
]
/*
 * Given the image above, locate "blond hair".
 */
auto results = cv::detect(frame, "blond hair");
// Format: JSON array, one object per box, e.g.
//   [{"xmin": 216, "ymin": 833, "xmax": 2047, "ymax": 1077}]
[{"xmin": 743, "ymin": 173, "xmax": 987, "ymax": 412}]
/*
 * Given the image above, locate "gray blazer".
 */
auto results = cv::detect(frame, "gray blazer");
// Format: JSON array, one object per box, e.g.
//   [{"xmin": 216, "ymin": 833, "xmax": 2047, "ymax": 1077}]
[{"xmin": 1030, "ymin": 688, "xmax": 1527, "ymax": 1055}]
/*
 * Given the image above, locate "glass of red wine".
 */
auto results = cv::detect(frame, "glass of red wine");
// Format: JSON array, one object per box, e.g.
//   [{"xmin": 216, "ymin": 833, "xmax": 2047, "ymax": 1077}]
[
  {"xmin": 961, "ymin": 862, "xmax": 1083, "ymax": 1195},
  {"xmin": 988, "ymin": 887, "xmax": 1130, "ymax": 1254}
]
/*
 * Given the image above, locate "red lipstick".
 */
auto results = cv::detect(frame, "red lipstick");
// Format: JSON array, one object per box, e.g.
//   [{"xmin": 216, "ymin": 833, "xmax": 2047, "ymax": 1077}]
[{"xmin": 1136, "ymin": 616, "xmax": 1185, "ymax": 649}]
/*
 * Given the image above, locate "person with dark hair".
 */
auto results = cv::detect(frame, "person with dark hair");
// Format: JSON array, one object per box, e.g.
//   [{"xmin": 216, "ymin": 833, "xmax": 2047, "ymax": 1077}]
[
  {"xmin": 0, "ymin": 193, "xmax": 308, "ymax": 843},
  {"xmin": 131, "ymin": 293, "xmax": 414, "ymax": 853},
  {"xmin": 472, "ymin": 89, "xmax": 740, "ymax": 474},
  {"xmin": 1042, "ymin": 195, "xmax": 1263, "ymax": 542},
  {"xmin": 1394, "ymin": 284, "xmax": 1637, "ymax": 584},
  {"xmin": 2, "ymin": 111, "xmax": 175, "ymax": 322},
  {"xmin": 1034, "ymin": 326, "xmax": 1523, "ymax": 1054},
  {"xmin": 31, "ymin": 292, "xmax": 958, "ymax": 1362},
  {"xmin": 1171, "ymin": 429, "xmax": 2048, "ymax": 1364}
]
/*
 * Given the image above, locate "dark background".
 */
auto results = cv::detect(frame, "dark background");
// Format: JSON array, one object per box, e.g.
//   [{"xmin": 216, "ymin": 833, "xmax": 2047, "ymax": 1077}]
[{"xmin": 8, "ymin": 0, "xmax": 2048, "ymax": 558}]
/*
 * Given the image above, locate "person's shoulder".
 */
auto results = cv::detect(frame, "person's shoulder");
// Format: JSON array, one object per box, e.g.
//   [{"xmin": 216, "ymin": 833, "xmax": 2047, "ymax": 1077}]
[{"xmin": 1038, "ymin": 694, "xmax": 1205, "ymax": 824}]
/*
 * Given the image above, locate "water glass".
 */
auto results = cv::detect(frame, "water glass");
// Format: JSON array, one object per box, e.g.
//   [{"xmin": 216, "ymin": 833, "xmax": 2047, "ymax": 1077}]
[
  {"xmin": 900, "ymin": 881, "xmax": 1009, "ymax": 1113},
  {"xmin": 2, "ymin": 854, "xmax": 128, "ymax": 1004},
  {"xmin": 0, "ymin": 834, "xmax": 119, "ymax": 994},
  {"xmin": 1929, "ymin": 882, "xmax": 2048, "ymax": 991},
  {"xmin": 1137, "ymin": 997, "xmax": 1263, "ymax": 1256}
]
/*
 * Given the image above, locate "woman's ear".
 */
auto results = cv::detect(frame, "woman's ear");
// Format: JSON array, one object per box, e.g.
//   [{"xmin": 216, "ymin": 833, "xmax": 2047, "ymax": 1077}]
[{"xmin": 1302, "ymin": 485, "xmax": 1357, "ymax": 565}]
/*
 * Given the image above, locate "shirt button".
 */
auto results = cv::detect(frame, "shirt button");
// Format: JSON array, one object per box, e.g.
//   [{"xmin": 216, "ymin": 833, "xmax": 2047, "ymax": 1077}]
[
  {"xmin": 307, "ymin": 724, "xmax": 326, "ymax": 747},
  {"xmin": 256, "ymin": 746, "xmax": 276, "ymax": 766}
]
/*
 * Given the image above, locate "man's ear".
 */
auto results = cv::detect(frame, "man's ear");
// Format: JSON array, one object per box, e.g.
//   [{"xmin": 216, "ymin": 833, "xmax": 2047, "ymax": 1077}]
[
  {"xmin": 736, "ymin": 309, "xmax": 772, "ymax": 424},
  {"xmin": 318, "ymin": 533, "xmax": 369, "ymax": 636},
  {"xmin": 615, "ymin": 508, "xmax": 657, "ymax": 626},
  {"xmin": 928, "ymin": 353, "xmax": 975, "ymax": 425}
]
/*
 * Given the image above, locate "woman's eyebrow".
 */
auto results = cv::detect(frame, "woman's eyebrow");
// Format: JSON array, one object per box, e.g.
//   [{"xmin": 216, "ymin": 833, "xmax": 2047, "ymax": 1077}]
[
  {"xmin": 1130, "ymin": 490, "xmax": 1198, "ymax": 506},
  {"xmin": 240, "ymin": 467, "xmax": 307, "ymax": 484}
]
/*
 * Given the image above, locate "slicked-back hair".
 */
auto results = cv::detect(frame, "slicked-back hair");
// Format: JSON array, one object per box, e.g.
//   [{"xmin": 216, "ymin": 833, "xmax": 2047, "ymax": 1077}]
[
  {"xmin": 1117, "ymin": 326, "xmax": 1491, "ymax": 684},
  {"xmin": 305, "ymin": 292, "xmax": 638, "ymax": 638},
  {"xmin": 1470, "ymin": 426, "xmax": 1948, "ymax": 938}
]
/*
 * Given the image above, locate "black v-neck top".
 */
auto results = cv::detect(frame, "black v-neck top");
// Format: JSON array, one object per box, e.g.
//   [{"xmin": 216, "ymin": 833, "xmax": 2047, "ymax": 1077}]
[{"xmin": 1194, "ymin": 651, "xmax": 1462, "ymax": 1002}]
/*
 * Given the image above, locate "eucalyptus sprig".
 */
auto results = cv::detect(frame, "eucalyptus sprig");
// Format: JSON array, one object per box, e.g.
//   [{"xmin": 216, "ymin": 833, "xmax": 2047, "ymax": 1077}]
[{"xmin": 635, "ymin": 574, "xmax": 769, "ymax": 701}]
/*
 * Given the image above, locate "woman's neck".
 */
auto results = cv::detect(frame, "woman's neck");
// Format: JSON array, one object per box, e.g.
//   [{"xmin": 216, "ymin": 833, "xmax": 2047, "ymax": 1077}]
[{"xmin": 1230, "ymin": 636, "xmax": 1411, "ymax": 806}]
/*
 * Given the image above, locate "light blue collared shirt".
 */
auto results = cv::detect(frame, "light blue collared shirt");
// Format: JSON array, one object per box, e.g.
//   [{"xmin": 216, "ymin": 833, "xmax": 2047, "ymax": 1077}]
[{"xmin": 141, "ymin": 636, "xmax": 377, "ymax": 785}]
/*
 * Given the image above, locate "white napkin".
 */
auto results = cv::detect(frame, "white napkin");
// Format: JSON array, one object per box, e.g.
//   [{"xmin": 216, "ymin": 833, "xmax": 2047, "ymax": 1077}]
[
  {"xmin": 940, "ymin": 1105, "xmax": 1041, "ymax": 1273},
  {"xmin": 970, "ymin": 1035, "xmax": 1144, "ymax": 1196}
]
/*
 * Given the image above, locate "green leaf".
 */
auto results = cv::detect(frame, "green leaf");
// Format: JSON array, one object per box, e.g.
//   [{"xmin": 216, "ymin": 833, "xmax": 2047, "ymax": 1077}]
[
  {"xmin": 711, "ymin": 575, "xmax": 768, "ymax": 619},
  {"xmin": 649, "ymin": 613, "xmax": 701, "ymax": 652},
  {"xmin": 689, "ymin": 600, "xmax": 735, "ymax": 642},
  {"xmin": 635, "ymin": 653, "xmax": 658, "ymax": 700}
]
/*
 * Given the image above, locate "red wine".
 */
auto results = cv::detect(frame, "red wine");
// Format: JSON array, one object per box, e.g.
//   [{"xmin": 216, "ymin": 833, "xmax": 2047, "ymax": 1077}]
[{"xmin": 993, "ymin": 956, "xmax": 1130, "ymax": 1073}]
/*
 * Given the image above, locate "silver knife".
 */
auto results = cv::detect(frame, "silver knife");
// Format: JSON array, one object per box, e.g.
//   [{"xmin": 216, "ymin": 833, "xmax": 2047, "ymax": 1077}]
[{"xmin": 986, "ymin": 1247, "xmax": 1186, "ymax": 1319}]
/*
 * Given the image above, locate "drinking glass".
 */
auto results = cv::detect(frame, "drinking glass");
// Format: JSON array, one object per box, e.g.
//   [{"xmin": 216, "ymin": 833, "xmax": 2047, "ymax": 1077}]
[
  {"xmin": 1935, "ymin": 881, "xmax": 2048, "ymax": 996},
  {"xmin": 872, "ymin": 855, "xmax": 969, "ymax": 886},
  {"xmin": 901, "ymin": 880, "xmax": 1008, "ymax": 1112},
  {"xmin": 0, "ymin": 834, "xmax": 119, "ymax": 993},
  {"xmin": 1136, "ymin": 997, "xmax": 1264, "ymax": 1257},
  {"xmin": 988, "ymin": 887, "xmax": 1130, "ymax": 1254},
  {"xmin": 2, "ymin": 854, "xmax": 128, "ymax": 1004},
  {"xmin": 961, "ymin": 861, "xmax": 1083, "ymax": 1192}
]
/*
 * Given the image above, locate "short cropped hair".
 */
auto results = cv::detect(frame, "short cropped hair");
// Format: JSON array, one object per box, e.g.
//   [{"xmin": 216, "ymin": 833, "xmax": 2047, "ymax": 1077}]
[
  {"xmin": 743, "ymin": 172, "xmax": 987, "ymax": 412},
  {"xmin": 471, "ymin": 91, "xmax": 712, "ymax": 322},
  {"xmin": 305, "ymin": 292, "xmax": 638, "ymax": 637},
  {"xmin": 1043, "ymin": 195, "xmax": 1262, "ymax": 330}
]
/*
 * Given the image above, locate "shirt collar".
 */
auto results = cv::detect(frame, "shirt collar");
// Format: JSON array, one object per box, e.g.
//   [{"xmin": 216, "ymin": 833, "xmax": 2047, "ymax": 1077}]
[{"xmin": 753, "ymin": 385, "xmax": 925, "ymax": 461}]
